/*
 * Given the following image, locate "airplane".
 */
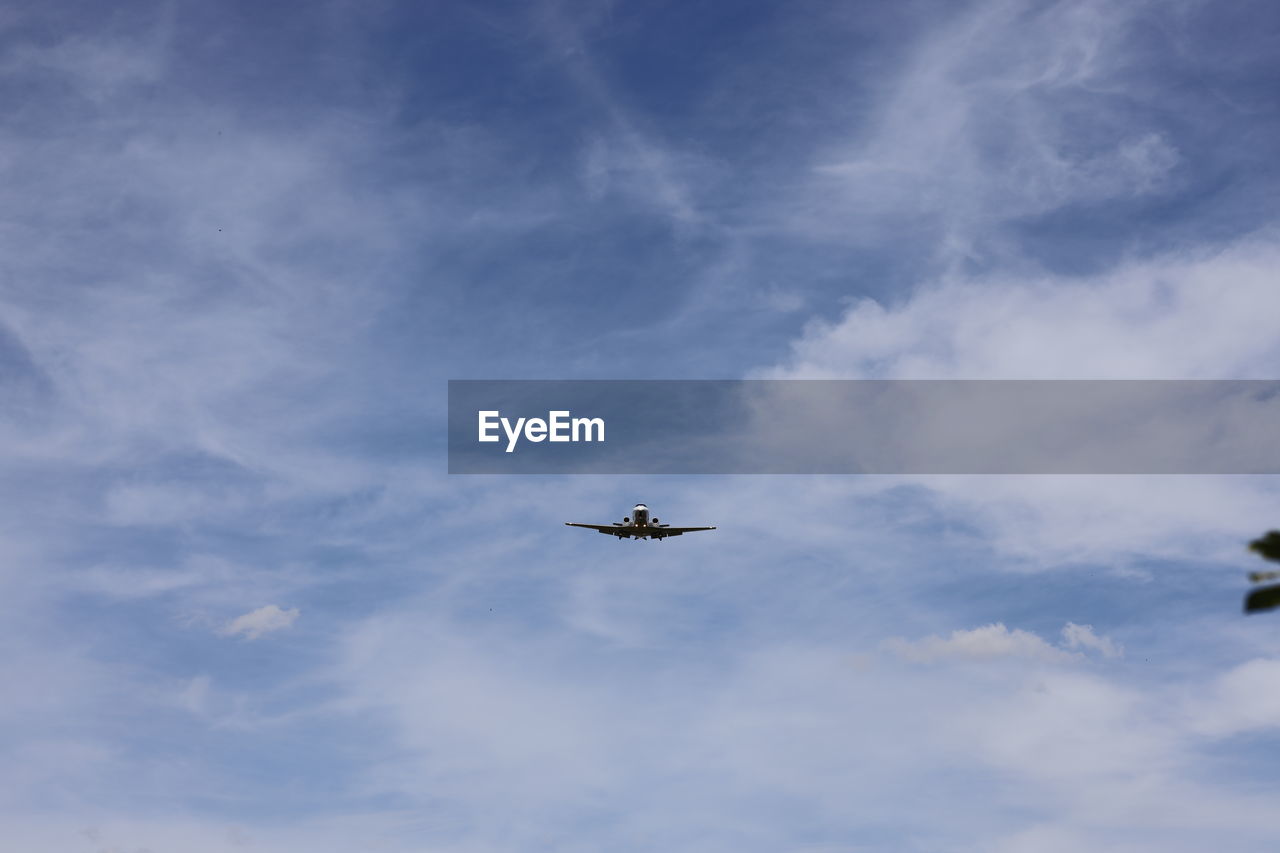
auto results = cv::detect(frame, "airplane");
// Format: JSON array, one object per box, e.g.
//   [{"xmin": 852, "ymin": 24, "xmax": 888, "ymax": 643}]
[{"xmin": 565, "ymin": 504, "xmax": 716, "ymax": 540}]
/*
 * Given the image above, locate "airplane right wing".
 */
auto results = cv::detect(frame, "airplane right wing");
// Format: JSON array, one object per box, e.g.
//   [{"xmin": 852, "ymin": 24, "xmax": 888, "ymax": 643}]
[{"xmin": 565, "ymin": 523, "xmax": 625, "ymax": 535}]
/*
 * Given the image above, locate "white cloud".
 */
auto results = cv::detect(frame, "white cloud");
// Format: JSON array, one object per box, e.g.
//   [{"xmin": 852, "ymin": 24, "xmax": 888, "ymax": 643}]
[
  {"xmin": 1061, "ymin": 622, "xmax": 1123, "ymax": 658},
  {"xmin": 920, "ymin": 474, "xmax": 1280, "ymax": 568},
  {"xmin": 887, "ymin": 622, "xmax": 1071, "ymax": 663},
  {"xmin": 767, "ymin": 238, "xmax": 1280, "ymax": 381},
  {"xmin": 1187, "ymin": 658, "xmax": 1280, "ymax": 737},
  {"xmin": 327, "ymin": 598, "xmax": 1280, "ymax": 851},
  {"xmin": 960, "ymin": 670, "xmax": 1166, "ymax": 783},
  {"xmin": 221, "ymin": 604, "xmax": 299, "ymax": 641},
  {"xmin": 755, "ymin": 237, "xmax": 1280, "ymax": 568},
  {"xmin": 884, "ymin": 622, "xmax": 1122, "ymax": 664},
  {"xmin": 748, "ymin": 0, "xmax": 1280, "ymax": 571}
]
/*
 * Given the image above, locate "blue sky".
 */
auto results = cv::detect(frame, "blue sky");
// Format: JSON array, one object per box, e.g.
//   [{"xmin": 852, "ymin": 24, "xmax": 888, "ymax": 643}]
[{"xmin": 4, "ymin": 0, "xmax": 1280, "ymax": 850}]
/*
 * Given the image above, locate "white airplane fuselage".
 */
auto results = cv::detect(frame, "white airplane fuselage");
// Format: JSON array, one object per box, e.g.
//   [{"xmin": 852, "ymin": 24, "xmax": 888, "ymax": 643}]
[{"xmin": 620, "ymin": 503, "xmax": 657, "ymax": 537}]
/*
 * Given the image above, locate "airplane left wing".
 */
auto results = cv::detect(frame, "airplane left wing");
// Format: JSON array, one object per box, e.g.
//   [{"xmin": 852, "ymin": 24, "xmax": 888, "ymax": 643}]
[{"xmin": 653, "ymin": 526, "xmax": 716, "ymax": 535}]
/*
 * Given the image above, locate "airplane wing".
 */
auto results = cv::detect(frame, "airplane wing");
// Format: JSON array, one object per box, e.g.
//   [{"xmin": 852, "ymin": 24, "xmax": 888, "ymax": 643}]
[
  {"xmin": 652, "ymin": 526, "xmax": 716, "ymax": 536},
  {"xmin": 565, "ymin": 522, "xmax": 626, "ymax": 534},
  {"xmin": 564, "ymin": 523, "xmax": 717, "ymax": 537}
]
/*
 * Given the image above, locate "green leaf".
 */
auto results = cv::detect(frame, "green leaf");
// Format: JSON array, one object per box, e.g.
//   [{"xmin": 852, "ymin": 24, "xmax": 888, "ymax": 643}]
[
  {"xmin": 1248, "ymin": 531, "xmax": 1280, "ymax": 562},
  {"xmin": 1244, "ymin": 584, "xmax": 1280, "ymax": 614}
]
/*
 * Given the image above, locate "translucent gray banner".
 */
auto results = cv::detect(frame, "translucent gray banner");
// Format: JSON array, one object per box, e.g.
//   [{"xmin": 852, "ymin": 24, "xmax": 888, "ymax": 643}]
[{"xmin": 447, "ymin": 380, "xmax": 1280, "ymax": 474}]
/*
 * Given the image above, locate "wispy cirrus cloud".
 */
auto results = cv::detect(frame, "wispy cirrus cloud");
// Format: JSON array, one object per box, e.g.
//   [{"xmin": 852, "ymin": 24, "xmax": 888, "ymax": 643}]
[{"xmin": 787, "ymin": 0, "xmax": 1195, "ymax": 265}]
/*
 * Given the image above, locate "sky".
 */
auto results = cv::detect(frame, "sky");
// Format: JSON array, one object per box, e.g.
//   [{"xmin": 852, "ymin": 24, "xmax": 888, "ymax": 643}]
[{"xmin": 3, "ymin": 0, "xmax": 1280, "ymax": 850}]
